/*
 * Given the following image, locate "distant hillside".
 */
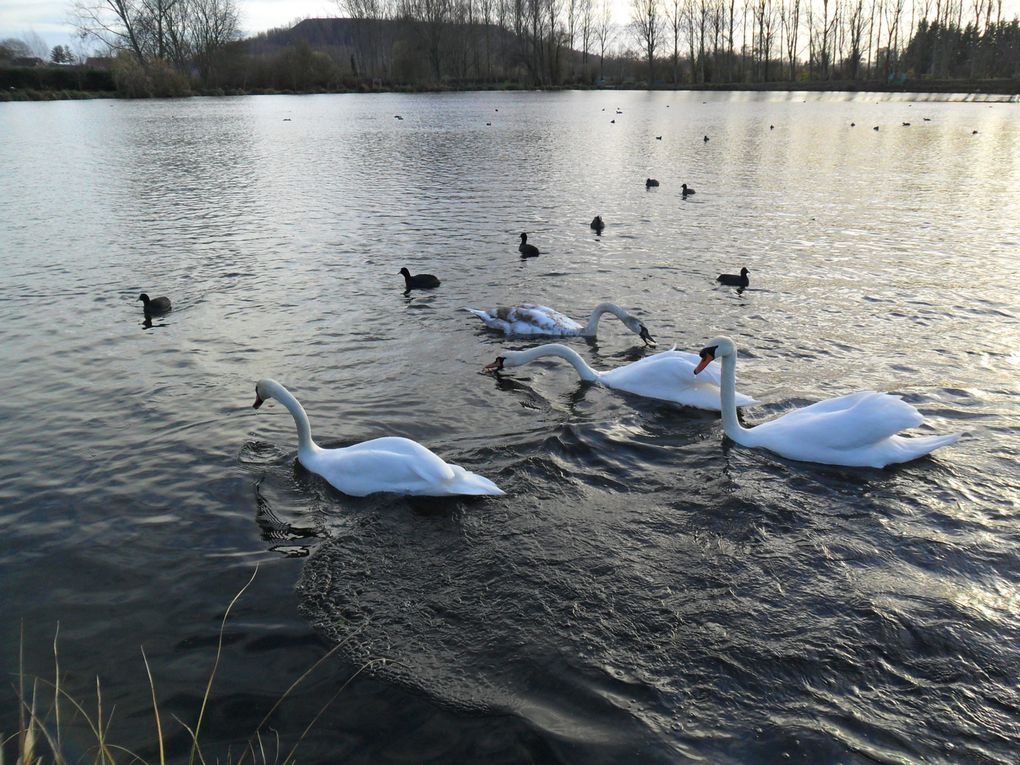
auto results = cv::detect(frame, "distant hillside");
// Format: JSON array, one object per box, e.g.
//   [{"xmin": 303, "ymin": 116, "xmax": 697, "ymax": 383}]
[{"xmin": 246, "ymin": 18, "xmax": 372, "ymax": 55}]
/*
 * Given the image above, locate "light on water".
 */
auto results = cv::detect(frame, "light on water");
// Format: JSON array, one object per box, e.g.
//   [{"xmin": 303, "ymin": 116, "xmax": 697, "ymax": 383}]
[{"xmin": 1, "ymin": 90, "xmax": 1019, "ymax": 763}]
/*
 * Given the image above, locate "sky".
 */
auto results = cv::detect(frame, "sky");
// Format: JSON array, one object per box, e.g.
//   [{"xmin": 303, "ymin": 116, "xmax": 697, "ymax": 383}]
[{"xmin": 0, "ymin": 0, "xmax": 337, "ymax": 50}]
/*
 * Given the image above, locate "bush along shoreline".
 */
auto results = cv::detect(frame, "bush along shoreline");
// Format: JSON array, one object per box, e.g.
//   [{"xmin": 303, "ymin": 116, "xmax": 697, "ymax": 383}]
[{"xmin": 3, "ymin": 75, "xmax": 1018, "ymax": 102}]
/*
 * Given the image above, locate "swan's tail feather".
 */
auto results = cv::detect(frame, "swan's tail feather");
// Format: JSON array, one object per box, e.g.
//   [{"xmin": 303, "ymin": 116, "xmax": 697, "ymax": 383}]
[
  {"xmin": 911, "ymin": 432, "xmax": 962, "ymax": 454},
  {"xmin": 889, "ymin": 431, "xmax": 962, "ymax": 464},
  {"xmin": 445, "ymin": 465, "xmax": 505, "ymax": 496},
  {"xmin": 463, "ymin": 308, "xmax": 489, "ymax": 320}
]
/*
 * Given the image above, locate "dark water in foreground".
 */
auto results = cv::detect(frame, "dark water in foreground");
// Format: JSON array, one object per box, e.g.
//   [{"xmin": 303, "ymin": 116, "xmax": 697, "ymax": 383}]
[{"xmin": 1, "ymin": 90, "xmax": 1019, "ymax": 763}]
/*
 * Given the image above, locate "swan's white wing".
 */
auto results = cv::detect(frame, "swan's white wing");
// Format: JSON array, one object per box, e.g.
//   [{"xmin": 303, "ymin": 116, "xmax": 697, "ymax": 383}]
[
  {"xmin": 306, "ymin": 437, "xmax": 460, "ymax": 496},
  {"xmin": 465, "ymin": 305, "xmax": 582, "ymax": 335},
  {"xmin": 752, "ymin": 391, "xmax": 924, "ymax": 450},
  {"xmin": 342, "ymin": 437, "xmax": 458, "ymax": 482},
  {"xmin": 507, "ymin": 304, "xmax": 584, "ymax": 334},
  {"xmin": 600, "ymin": 351, "xmax": 757, "ymax": 409},
  {"xmin": 309, "ymin": 437, "xmax": 503, "ymax": 497}
]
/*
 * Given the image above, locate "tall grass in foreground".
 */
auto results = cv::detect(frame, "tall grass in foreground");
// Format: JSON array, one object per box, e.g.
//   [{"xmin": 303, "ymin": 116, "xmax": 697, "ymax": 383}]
[{"xmin": 3, "ymin": 567, "xmax": 379, "ymax": 765}]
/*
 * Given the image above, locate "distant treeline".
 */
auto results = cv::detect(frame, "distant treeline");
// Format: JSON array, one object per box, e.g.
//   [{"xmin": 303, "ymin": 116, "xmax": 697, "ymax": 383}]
[
  {"xmin": 2, "ymin": 0, "xmax": 1018, "ymax": 98},
  {"xmin": 0, "ymin": 65, "xmax": 115, "ymax": 94}
]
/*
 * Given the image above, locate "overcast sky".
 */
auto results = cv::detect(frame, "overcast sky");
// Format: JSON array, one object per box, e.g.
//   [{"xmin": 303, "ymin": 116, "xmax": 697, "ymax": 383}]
[{"xmin": 1, "ymin": 0, "xmax": 337, "ymax": 49}]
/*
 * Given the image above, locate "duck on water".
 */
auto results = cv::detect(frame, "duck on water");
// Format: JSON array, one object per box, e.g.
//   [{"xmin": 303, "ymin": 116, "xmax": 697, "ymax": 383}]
[
  {"xmin": 399, "ymin": 267, "xmax": 441, "ymax": 292},
  {"xmin": 519, "ymin": 233, "xmax": 540, "ymax": 257}
]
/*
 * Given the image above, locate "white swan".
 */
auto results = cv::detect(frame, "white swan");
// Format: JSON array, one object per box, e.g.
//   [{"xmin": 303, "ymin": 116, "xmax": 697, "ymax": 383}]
[
  {"xmin": 485, "ymin": 344, "xmax": 757, "ymax": 411},
  {"xmin": 466, "ymin": 303, "xmax": 656, "ymax": 346},
  {"xmin": 692, "ymin": 336, "xmax": 961, "ymax": 467},
  {"xmin": 251, "ymin": 379, "xmax": 504, "ymax": 497}
]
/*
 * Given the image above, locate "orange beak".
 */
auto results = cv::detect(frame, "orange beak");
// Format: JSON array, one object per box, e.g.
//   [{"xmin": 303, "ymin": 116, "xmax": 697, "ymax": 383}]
[
  {"xmin": 484, "ymin": 359, "xmax": 503, "ymax": 371},
  {"xmin": 693, "ymin": 352, "xmax": 714, "ymax": 375}
]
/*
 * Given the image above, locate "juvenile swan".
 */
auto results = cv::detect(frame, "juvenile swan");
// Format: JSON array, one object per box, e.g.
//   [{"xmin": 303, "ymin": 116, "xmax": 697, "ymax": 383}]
[
  {"xmin": 692, "ymin": 337, "xmax": 961, "ymax": 467},
  {"xmin": 485, "ymin": 344, "xmax": 757, "ymax": 411},
  {"xmin": 251, "ymin": 379, "xmax": 503, "ymax": 496},
  {"xmin": 466, "ymin": 303, "xmax": 655, "ymax": 345}
]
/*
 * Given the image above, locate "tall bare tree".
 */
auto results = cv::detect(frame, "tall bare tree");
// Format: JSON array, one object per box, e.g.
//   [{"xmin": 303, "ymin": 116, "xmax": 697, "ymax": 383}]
[
  {"xmin": 663, "ymin": 0, "xmax": 683, "ymax": 83},
  {"xmin": 594, "ymin": 0, "xmax": 614, "ymax": 79},
  {"xmin": 579, "ymin": 0, "xmax": 594, "ymax": 77},
  {"xmin": 630, "ymin": 0, "xmax": 662, "ymax": 86},
  {"xmin": 781, "ymin": 0, "xmax": 800, "ymax": 79},
  {"xmin": 845, "ymin": 0, "xmax": 868, "ymax": 77}
]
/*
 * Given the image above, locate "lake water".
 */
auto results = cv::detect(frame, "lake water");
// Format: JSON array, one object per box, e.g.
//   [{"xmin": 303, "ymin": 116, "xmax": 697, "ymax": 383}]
[{"xmin": 1, "ymin": 90, "xmax": 1018, "ymax": 763}]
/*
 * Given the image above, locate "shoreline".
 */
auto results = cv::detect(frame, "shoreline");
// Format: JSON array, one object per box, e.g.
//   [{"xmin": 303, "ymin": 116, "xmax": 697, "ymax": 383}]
[{"xmin": 2, "ymin": 79, "xmax": 1018, "ymax": 103}]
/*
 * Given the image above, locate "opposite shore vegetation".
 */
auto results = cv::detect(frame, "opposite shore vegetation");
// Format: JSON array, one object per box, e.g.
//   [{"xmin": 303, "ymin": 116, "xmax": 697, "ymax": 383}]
[{"xmin": 1, "ymin": 0, "xmax": 1019, "ymax": 99}]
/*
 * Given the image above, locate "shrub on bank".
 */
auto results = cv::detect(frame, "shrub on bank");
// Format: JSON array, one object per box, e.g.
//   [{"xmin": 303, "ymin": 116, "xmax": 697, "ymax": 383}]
[{"xmin": 112, "ymin": 55, "xmax": 191, "ymax": 98}]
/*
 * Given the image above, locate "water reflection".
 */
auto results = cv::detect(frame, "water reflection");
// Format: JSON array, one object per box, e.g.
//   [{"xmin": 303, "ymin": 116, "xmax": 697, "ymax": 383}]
[{"xmin": 2, "ymin": 91, "xmax": 1019, "ymax": 765}]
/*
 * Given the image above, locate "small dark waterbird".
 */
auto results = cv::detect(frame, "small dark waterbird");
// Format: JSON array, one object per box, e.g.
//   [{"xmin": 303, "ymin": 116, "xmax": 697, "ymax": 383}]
[
  {"xmin": 682, "ymin": 183, "xmax": 695, "ymax": 197},
  {"xmin": 519, "ymin": 233, "xmax": 540, "ymax": 258},
  {"xmin": 703, "ymin": 135, "xmax": 710, "ymax": 142},
  {"xmin": 399, "ymin": 267, "xmax": 440, "ymax": 291},
  {"xmin": 138, "ymin": 293, "xmax": 172, "ymax": 317},
  {"xmin": 590, "ymin": 215, "xmax": 605, "ymax": 233},
  {"xmin": 716, "ymin": 267, "xmax": 749, "ymax": 288},
  {"xmin": 646, "ymin": 178, "xmax": 660, "ymax": 188}
]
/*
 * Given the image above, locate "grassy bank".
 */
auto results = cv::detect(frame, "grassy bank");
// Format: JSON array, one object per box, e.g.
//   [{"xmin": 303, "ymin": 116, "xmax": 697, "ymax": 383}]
[
  {"xmin": 2, "ymin": 76, "xmax": 1018, "ymax": 102},
  {"xmin": 2, "ymin": 570, "xmax": 371, "ymax": 765}
]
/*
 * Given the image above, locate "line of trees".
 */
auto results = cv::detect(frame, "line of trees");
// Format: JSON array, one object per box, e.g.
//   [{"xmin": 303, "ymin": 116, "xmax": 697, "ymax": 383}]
[
  {"xmin": 46, "ymin": 0, "xmax": 1020, "ymax": 95},
  {"xmin": 320, "ymin": 0, "xmax": 1020, "ymax": 86},
  {"xmin": 626, "ymin": 0, "xmax": 1020, "ymax": 85}
]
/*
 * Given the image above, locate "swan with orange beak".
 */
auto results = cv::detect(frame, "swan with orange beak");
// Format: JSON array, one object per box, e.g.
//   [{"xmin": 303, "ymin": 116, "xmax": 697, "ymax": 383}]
[{"xmin": 692, "ymin": 337, "xmax": 960, "ymax": 467}]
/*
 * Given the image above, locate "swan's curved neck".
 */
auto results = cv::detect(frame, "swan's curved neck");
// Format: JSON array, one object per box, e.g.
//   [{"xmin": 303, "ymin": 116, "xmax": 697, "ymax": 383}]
[
  {"xmin": 513, "ymin": 344, "xmax": 599, "ymax": 382},
  {"xmin": 583, "ymin": 303, "xmax": 630, "ymax": 335},
  {"xmin": 267, "ymin": 383, "xmax": 319, "ymax": 455},
  {"xmin": 719, "ymin": 353, "xmax": 750, "ymax": 443}
]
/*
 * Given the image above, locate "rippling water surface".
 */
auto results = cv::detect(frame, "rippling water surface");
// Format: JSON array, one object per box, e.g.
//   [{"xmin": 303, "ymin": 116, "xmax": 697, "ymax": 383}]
[{"xmin": 2, "ymin": 91, "xmax": 1019, "ymax": 763}]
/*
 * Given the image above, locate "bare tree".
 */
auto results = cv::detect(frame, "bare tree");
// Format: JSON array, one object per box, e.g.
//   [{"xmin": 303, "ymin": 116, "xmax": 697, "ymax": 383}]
[
  {"xmin": 407, "ymin": 0, "xmax": 453, "ymax": 80},
  {"xmin": 845, "ymin": 0, "xmax": 868, "ymax": 78},
  {"xmin": 75, "ymin": 0, "xmax": 149, "ymax": 65},
  {"xmin": 663, "ymin": 0, "xmax": 683, "ymax": 83},
  {"xmin": 579, "ymin": 0, "xmax": 594, "ymax": 77},
  {"xmin": 883, "ymin": 0, "xmax": 905, "ymax": 75},
  {"xmin": 74, "ymin": 0, "xmax": 238, "ymax": 73},
  {"xmin": 631, "ymin": 0, "xmax": 662, "ymax": 86},
  {"xmin": 191, "ymin": 0, "xmax": 239, "ymax": 81},
  {"xmin": 593, "ymin": 0, "xmax": 614, "ymax": 79},
  {"xmin": 781, "ymin": 0, "xmax": 800, "ymax": 79},
  {"xmin": 753, "ymin": 0, "xmax": 777, "ymax": 79}
]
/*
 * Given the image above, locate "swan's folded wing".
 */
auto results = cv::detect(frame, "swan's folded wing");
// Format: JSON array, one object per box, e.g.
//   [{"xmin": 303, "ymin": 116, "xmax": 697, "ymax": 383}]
[
  {"xmin": 342, "ymin": 437, "xmax": 457, "ymax": 483},
  {"xmin": 599, "ymin": 351, "xmax": 756, "ymax": 407},
  {"xmin": 761, "ymin": 391, "xmax": 924, "ymax": 449},
  {"xmin": 510, "ymin": 305, "xmax": 583, "ymax": 333}
]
